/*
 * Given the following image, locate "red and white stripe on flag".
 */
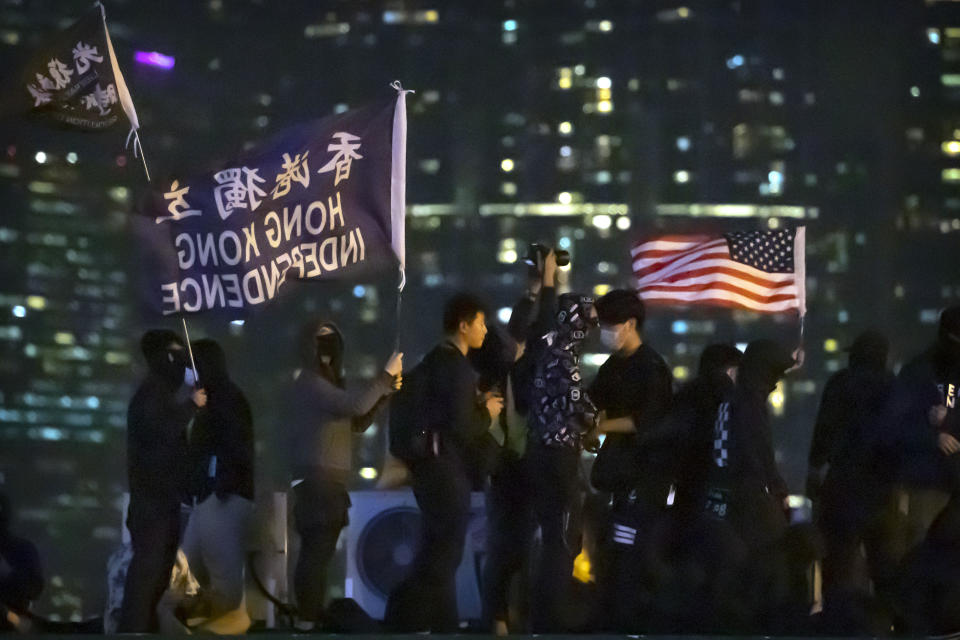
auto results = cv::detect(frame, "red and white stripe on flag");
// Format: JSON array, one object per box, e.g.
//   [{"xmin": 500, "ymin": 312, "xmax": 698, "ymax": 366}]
[{"xmin": 631, "ymin": 227, "xmax": 806, "ymax": 314}]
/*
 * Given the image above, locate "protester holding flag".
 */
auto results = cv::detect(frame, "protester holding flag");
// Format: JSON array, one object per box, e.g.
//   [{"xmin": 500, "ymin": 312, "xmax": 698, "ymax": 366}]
[
  {"xmin": 119, "ymin": 330, "xmax": 206, "ymax": 632},
  {"xmin": 181, "ymin": 339, "xmax": 254, "ymax": 628},
  {"xmin": 286, "ymin": 320, "xmax": 401, "ymax": 629}
]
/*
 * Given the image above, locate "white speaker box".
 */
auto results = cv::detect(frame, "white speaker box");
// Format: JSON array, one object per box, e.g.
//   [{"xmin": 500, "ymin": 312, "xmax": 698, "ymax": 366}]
[{"xmin": 343, "ymin": 489, "xmax": 486, "ymax": 621}]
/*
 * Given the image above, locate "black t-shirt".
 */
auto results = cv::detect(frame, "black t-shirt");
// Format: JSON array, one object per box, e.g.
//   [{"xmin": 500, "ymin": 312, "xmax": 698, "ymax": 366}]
[{"xmin": 588, "ymin": 343, "xmax": 673, "ymax": 499}]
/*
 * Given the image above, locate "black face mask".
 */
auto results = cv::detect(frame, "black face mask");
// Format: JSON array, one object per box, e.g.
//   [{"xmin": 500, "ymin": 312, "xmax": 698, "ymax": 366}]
[
  {"xmin": 160, "ymin": 349, "xmax": 188, "ymax": 387},
  {"xmin": 315, "ymin": 333, "xmax": 344, "ymax": 385}
]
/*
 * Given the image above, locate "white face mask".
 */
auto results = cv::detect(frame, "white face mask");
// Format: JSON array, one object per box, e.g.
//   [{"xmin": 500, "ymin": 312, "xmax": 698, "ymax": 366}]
[{"xmin": 600, "ymin": 327, "xmax": 622, "ymax": 351}]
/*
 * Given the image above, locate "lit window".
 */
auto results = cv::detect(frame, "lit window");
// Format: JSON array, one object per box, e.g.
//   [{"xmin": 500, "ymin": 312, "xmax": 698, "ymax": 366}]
[
  {"xmin": 599, "ymin": 20, "xmax": 613, "ymax": 32},
  {"xmin": 676, "ymin": 136, "xmax": 691, "ymax": 152},
  {"xmin": 674, "ymin": 170, "xmax": 690, "ymax": 184},
  {"xmin": 596, "ymin": 76, "xmax": 612, "ymax": 89},
  {"xmin": 501, "ymin": 182, "xmax": 516, "ymax": 196},
  {"xmin": 34, "ymin": 151, "xmax": 47, "ymax": 164},
  {"xmin": 943, "ymin": 141, "xmax": 960, "ymax": 156},
  {"xmin": 560, "ymin": 145, "xmax": 572, "ymax": 157},
  {"xmin": 503, "ymin": 19, "xmax": 517, "ymax": 31},
  {"xmin": 824, "ymin": 339, "xmax": 838, "ymax": 353},
  {"xmin": 500, "ymin": 158, "xmax": 514, "ymax": 172},
  {"xmin": 769, "ymin": 91, "xmax": 784, "ymax": 106},
  {"xmin": 558, "ymin": 192, "xmax": 573, "ymax": 205},
  {"xmin": 929, "ymin": 28, "xmax": 942, "ymax": 44},
  {"xmin": 591, "ymin": 214, "xmax": 611, "ymax": 229},
  {"xmin": 597, "ymin": 100, "xmax": 613, "ymax": 113},
  {"xmin": 616, "ymin": 216, "xmax": 631, "ymax": 230},
  {"xmin": 66, "ymin": 152, "xmax": 78, "ymax": 164},
  {"xmin": 943, "ymin": 74, "xmax": 960, "ymax": 86},
  {"xmin": 558, "ymin": 121, "xmax": 573, "ymax": 135},
  {"xmin": 726, "ymin": 54, "xmax": 744, "ymax": 69},
  {"xmin": 772, "ymin": 67, "xmax": 785, "ymax": 81},
  {"xmin": 943, "ymin": 168, "xmax": 960, "ymax": 182},
  {"xmin": 910, "ymin": 86, "xmax": 921, "ymax": 98}
]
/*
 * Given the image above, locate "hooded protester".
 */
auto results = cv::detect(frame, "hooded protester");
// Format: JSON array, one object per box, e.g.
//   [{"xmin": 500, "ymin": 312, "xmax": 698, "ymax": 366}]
[
  {"xmin": 0, "ymin": 492, "xmax": 43, "ymax": 633},
  {"xmin": 180, "ymin": 339, "xmax": 254, "ymax": 626},
  {"xmin": 886, "ymin": 305, "xmax": 960, "ymax": 549},
  {"xmin": 665, "ymin": 343, "xmax": 743, "ymax": 518},
  {"xmin": 119, "ymin": 329, "xmax": 207, "ymax": 632},
  {"xmin": 713, "ymin": 338, "xmax": 794, "ymax": 539},
  {"xmin": 807, "ymin": 330, "xmax": 900, "ymax": 603},
  {"xmin": 526, "ymin": 292, "xmax": 598, "ymax": 633},
  {"xmin": 689, "ymin": 339, "xmax": 795, "ymax": 633},
  {"xmin": 287, "ymin": 321, "xmax": 401, "ymax": 629}
]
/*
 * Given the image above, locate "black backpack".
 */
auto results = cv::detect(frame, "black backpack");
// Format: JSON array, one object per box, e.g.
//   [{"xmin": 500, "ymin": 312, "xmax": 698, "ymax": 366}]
[{"xmin": 388, "ymin": 350, "xmax": 439, "ymax": 464}]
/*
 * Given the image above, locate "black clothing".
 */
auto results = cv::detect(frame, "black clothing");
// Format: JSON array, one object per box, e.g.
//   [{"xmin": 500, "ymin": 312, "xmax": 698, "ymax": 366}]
[
  {"xmin": 120, "ymin": 344, "xmax": 197, "ymax": 633},
  {"xmin": 0, "ymin": 533, "xmax": 43, "ymax": 620},
  {"xmin": 671, "ymin": 370, "xmax": 737, "ymax": 515},
  {"xmin": 386, "ymin": 342, "xmax": 491, "ymax": 632},
  {"xmin": 588, "ymin": 343, "xmax": 673, "ymax": 501},
  {"xmin": 385, "ymin": 453, "xmax": 472, "ymax": 632},
  {"xmin": 482, "ymin": 454, "xmax": 535, "ymax": 627},
  {"xmin": 126, "ymin": 375, "xmax": 195, "ymax": 509},
  {"xmin": 704, "ymin": 339, "xmax": 792, "ymax": 549},
  {"xmin": 886, "ymin": 344, "xmax": 960, "ymax": 490},
  {"xmin": 119, "ymin": 502, "xmax": 180, "ymax": 633},
  {"xmin": 293, "ymin": 477, "xmax": 350, "ymax": 624},
  {"xmin": 189, "ymin": 340, "xmax": 254, "ymax": 502},
  {"xmin": 810, "ymin": 364, "xmax": 899, "ymax": 599},
  {"xmin": 527, "ymin": 442, "xmax": 582, "ymax": 633}
]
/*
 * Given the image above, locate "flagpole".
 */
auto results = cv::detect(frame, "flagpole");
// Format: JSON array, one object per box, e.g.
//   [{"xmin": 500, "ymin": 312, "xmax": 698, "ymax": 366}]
[
  {"xmin": 100, "ymin": 1, "xmax": 149, "ymax": 181},
  {"xmin": 180, "ymin": 315, "xmax": 199, "ymax": 385},
  {"xmin": 389, "ymin": 80, "xmax": 411, "ymax": 354}
]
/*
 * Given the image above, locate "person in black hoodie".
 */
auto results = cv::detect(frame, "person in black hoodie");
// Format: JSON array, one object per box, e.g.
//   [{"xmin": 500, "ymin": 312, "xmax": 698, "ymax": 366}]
[
  {"xmin": 807, "ymin": 330, "xmax": 900, "ymax": 603},
  {"xmin": 385, "ymin": 293, "xmax": 502, "ymax": 632},
  {"xmin": 695, "ymin": 338, "xmax": 795, "ymax": 633},
  {"xmin": 119, "ymin": 329, "xmax": 206, "ymax": 632},
  {"xmin": 886, "ymin": 305, "xmax": 960, "ymax": 549},
  {"xmin": 180, "ymin": 339, "xmax": 254, "ymax": 621}
]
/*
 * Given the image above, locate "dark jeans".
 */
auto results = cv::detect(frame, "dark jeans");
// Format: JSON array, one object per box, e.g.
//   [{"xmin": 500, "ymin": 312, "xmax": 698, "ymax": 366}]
[
  {"xmin": 528, "ymin": 443, "xmax": 582, "ymax": 633},
  {"xmin": 292, "ymin": 477, "xmax": 350, "ymax": 623},
  {"xmin": 385, "ymin": 453, "xmax": 471, "ymax": 632},
  {"xmin": 483, "ymin": 454, "xmax": 536, "ymax": 629},
  {"xmin": 118, "ymin": 500, "xmax": 180, "ymax": 633}
]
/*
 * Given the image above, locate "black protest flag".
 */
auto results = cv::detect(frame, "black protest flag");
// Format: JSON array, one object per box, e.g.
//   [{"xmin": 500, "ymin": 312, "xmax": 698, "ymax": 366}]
[
  {"xmin": 2, "ymin": 3, "xmax": 145, "ymax": 171},
  {"xmin": 131, "ymin": 87, "xmax": 411, "ymax": 318}
]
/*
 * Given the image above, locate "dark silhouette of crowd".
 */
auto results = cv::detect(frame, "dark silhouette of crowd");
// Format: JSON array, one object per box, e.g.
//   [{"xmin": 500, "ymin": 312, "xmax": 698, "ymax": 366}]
[{"xmin": 5, "ymin": 252, "xmax": 960, "ymax": 636}]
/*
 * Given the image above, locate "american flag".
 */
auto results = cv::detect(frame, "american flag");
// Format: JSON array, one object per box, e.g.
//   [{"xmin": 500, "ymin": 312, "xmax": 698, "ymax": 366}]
[{"xmin": 631, "ymin": 227, "xmax": 806, "ymax": 314}]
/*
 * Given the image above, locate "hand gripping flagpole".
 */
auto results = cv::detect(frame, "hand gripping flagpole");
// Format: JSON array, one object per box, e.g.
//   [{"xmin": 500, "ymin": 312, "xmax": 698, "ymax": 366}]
[{"xmin": 390, "ymin": 80, "xmax": 413, "ymax": 352}]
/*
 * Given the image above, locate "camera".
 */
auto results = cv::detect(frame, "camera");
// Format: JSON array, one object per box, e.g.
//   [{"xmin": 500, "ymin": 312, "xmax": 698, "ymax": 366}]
[{"xmin": 523, "ymin": 243, "xmax": 570, "ymax": 270}]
